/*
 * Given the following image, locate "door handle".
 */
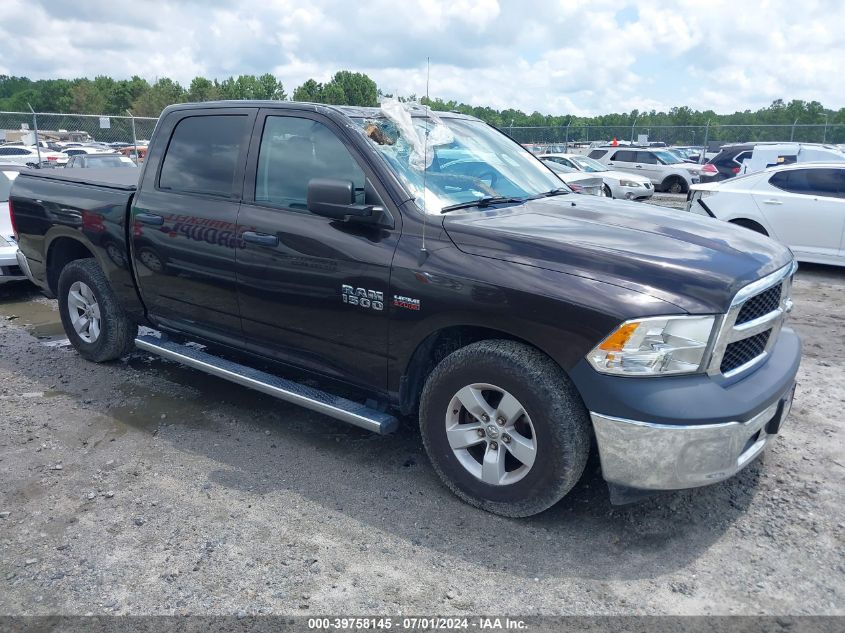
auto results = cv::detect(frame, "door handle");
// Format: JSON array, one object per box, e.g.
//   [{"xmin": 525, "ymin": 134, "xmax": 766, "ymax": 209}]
[
  {"xmin": 135, "ymin": 212, "xmax": 164, "ymax": 226},
  {"xmin": 634, "ymin": 165, "xmax": 643, "ymax": 168},
  {"xmin": 762, "ymin": 199, "xmax": 783, "ymax": 205},
  {"xmin": 242, "ymin": 231, "xmax": 279, "ymax": 247}
]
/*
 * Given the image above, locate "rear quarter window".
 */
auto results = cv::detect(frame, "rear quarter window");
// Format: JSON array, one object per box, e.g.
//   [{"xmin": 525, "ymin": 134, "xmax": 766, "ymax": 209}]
[
  {"xmin": 587, "ymin": 149, "xmax": 608, "ymax": 159},
  {"xmin": 159, "ymin": 114, "xmax": 249, "ymax": 197},
  {"xmin": 611, "ymin": 150, "xmax": 637, "ymax": 162}
]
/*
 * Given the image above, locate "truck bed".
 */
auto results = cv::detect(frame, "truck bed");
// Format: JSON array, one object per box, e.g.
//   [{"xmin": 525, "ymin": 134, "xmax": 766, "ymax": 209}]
[{"xmin": 19, "ymin": 167, "xmax": 139, "ymax": 191}]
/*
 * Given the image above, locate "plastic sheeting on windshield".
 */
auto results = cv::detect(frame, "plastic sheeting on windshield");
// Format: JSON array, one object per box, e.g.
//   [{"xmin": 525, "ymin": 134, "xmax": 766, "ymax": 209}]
[{"xmin": 379, "ymin": 99, "xmax": 454, "ymax": 171}]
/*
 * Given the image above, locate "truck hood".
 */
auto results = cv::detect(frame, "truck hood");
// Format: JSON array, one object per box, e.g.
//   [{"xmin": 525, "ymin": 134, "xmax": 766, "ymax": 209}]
[{"xmin": 442, "ymin": 195, "xmax": 793, "ymax": 314}]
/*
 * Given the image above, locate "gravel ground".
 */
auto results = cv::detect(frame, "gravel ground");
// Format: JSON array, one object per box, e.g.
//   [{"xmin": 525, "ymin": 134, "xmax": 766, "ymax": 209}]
[{"xmin": 0, "ymin": 226, "xmax": 843, "ymax": 616}]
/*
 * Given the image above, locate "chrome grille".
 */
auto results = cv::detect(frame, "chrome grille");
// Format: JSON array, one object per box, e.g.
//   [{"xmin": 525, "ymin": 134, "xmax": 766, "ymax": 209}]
[
  {"xmin": 721, "ymin": 330, "xmax": 771, "ymax": 373},
  {"xmin": 736, "ymin": 283, "xmax": 782, "ymax": 325},
  {"xmin": 708, "ymin": 262, "xmax": 796, "ymax": 378}
]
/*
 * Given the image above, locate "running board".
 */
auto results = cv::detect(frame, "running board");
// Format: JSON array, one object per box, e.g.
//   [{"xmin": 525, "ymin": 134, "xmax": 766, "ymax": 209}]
[{"xmin": 134, "ymin": 335, "xmax": 398, "ymax": 434}]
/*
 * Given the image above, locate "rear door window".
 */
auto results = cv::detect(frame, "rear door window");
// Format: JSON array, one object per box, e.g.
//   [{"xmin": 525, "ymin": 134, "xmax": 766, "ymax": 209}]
[
  {"xmin": 769, "ymin": 169, "xmax": 845, "ymax": 198},
  {"xmin": 635, "ymin": 151, "xmax": 659, "ymax": 164},
  {"xmin": 159, "ymin": 114, "xmax": 249, "ymax": 197}
]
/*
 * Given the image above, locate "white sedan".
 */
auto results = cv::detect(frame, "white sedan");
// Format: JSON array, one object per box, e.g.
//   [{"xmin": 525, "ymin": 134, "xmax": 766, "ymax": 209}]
[
  {"xmin": 539, "ymin": 153, "xmax": 654, "ymax": 200},
  {"xmin": 687, "ymin": 163, "xmax": 845, "ymax": 266},
  {"xmin": 542, "ymin": 161, "xmax": 604, "ymax": 196},
  {"xmin": 57, "ymin": 146, "xmax": 120, "ymax": 166},
  {"xmin": 0, "ymin": 146, "xmax": 64, "ymax": 167}
]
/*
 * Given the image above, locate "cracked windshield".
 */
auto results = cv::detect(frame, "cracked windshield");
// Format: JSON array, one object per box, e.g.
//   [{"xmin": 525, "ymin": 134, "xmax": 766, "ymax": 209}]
[{"xmin": 355, "ymin": 102, "xmax": 566, "ymax": 213}]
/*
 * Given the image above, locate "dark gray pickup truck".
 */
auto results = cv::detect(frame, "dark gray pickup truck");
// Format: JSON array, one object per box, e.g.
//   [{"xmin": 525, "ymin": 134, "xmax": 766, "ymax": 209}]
[{"xmin": 11, "ymin": 100, "xmax": 801, "ymax": 515}]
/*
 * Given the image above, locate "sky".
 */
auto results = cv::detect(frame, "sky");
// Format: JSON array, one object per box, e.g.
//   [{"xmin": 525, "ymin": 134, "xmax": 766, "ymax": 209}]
[{"xmin": 1, "ymin": 0, "xmax": 842, "ymax": 116}]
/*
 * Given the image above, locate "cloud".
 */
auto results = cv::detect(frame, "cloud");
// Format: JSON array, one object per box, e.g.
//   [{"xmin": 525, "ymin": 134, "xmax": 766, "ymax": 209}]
[{"xmin": 0, "ymin": 0, "xmax": 842, "ymax": 115}]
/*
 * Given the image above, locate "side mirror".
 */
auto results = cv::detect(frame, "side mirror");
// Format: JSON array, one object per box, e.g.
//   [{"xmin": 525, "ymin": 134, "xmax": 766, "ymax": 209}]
[{"xmin": 307, "ymin": 178, "xmax": 385, "ymax": 224}]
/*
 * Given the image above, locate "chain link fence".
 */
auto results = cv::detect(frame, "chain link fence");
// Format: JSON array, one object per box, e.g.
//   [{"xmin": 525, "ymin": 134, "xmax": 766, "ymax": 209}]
[
  {"xmin": 0, "ymin": 111, "xmax": 158, "ymax": 152},
  {"xmin": 2, "ymin": 111, "xmax": 844, "ymax": 159},
  {"xmin": 506, "ymin": 123, "xmax": 845, "ymax": 151}
]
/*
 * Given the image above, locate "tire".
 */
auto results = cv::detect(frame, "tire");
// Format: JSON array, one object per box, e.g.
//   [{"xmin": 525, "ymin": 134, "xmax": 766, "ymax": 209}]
[
  {"xmin": 419, "ymin": 340, "xmax": 590, "ymax": 517},
  {"xmin": 730, "ymin": 218, "xmax": 768, "ymax": 236},
  {"xmin": 662, "ymin": 177, "xmax": 687, "ymax": 194},
  {"xmin": 57, "ymin": 259, "xmax": 137, "ymax": 362},
  {"xmin": 603, "ymin": 184, "xmax": 613, "ymax": 198}
]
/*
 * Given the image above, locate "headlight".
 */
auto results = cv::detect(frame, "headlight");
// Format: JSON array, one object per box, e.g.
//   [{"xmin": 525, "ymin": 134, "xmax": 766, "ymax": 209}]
[
  {"xmin": 618, "ymin": 180, "xmax": 642, "ymax": 187},
  {"xmin": 587, "ymin": 315, "xmax": 715, "ymax": 376}
]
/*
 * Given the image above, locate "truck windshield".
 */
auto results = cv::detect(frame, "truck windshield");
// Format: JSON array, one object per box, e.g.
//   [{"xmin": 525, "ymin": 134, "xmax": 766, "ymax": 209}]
[{"xmin": 353, "ymin": 112, "xmax": 565, "ymax": 214}]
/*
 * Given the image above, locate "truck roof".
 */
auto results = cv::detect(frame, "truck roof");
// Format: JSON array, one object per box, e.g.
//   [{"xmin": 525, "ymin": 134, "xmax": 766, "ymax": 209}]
[{"xmin": 161, "ymin": 100, "xmax": 481, "ymax": 122}]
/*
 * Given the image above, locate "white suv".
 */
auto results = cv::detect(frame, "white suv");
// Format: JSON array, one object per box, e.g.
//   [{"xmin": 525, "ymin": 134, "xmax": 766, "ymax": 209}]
[{"xmin": 588, "ymin": 147, "xmax": 706, "ymax": 194}]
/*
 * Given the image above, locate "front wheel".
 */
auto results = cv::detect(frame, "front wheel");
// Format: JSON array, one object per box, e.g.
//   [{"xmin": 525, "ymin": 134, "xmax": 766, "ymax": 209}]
[
  {"xmin": 663, "ymin": 177, "xmax": 687, "ymax": 194},
  {"xmin": 419, "ymin": 340, "xmax": 590, "ymax": 517},
  {"xmin": 58, "ymin": 259, "xmax": 137, "ymax": 362},
  {"xmin": 603, "ymin": 184, "xmax": 613, "ymax": 198}
]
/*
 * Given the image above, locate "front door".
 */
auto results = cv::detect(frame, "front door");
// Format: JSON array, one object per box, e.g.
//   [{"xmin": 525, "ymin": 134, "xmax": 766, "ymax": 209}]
[
  {"xmin": 235, "ymin": 110, "xmax": 400, "ymax": 391},
  {"xmin": 131, "ymin": 109, "xmax": 255, "ymax": 343}
]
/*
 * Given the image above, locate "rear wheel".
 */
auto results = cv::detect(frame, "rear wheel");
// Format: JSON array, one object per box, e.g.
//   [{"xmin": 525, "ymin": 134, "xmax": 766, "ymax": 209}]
[
  {"xmin": 58, "ymin": 259, "xmax": 137, "ymax": 362},
  {"xmin": 419, "ymin": 340, "xmax": 590, "ymax": 517}
]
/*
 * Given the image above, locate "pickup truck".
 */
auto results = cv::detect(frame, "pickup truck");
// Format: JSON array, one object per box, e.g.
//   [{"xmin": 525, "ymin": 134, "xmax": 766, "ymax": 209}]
[{"xmin": 10, "ymin": 100, "xmax": 801, "ymax": 516}]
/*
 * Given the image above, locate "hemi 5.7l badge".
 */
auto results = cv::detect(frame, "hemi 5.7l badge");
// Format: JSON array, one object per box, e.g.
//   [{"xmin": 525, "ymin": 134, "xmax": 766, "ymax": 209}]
[{"xmin": 341, "ymin": 285, "xmax": 384, "ymax": 310}]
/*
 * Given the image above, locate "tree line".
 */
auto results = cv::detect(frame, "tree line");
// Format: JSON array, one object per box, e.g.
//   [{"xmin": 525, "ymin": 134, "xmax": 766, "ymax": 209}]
[{"xmin": 1, "ymin": 72, "xmax": 843, "ymax": 143}]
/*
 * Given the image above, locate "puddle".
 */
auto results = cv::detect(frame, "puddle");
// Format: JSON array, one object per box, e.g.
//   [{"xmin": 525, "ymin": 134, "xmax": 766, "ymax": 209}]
[
  {"xmin": 0, "ymin": 283, "xmax": 67, "ymax": 342},
  {"xmin": 108, "ymin": 382, "xmax": 225, "ymax": 434}
]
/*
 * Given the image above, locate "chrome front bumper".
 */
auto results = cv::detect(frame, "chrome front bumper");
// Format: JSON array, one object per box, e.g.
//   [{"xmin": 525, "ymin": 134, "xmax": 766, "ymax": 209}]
[{"xmin": 590, "ymin": 383, "xmax": 795, "ymax": 490}]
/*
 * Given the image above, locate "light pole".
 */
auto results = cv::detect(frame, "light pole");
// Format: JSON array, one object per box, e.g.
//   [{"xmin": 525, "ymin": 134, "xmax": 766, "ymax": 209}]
[
  {"xmin": 630, "ymin": 114, "xmax": 639, "ymax": 145},
  {"xmin": 823, "ymin": 113, "xmax": 829, "ymax": 143}
]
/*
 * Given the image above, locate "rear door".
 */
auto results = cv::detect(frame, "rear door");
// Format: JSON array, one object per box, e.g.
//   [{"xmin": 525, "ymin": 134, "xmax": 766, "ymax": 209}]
[
  {"xmin": 753, "ymin": 168, "xmax": 845, "ymax": 260},
  {"xmin": 605, "ymin": 149, "xmax": 639, "ymax": 176},
  {"xmin": 131, "ymin": 108, "xmax": 256, "ymax": 344},
  {"xmin": 234, "ymin": 109, "xmax": 400, "ymax": 391}
]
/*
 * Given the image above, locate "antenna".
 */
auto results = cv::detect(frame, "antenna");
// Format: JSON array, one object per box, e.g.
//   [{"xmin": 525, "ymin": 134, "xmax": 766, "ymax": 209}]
[{"xmin": 419, "ymin": 57, "xmax": 431, "ymax": 265}]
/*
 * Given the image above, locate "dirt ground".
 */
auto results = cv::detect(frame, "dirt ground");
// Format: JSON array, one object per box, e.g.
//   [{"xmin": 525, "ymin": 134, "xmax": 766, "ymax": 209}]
[{"xmin": 0, "ymin": 215, "xmax": 843, "ymax": 616}]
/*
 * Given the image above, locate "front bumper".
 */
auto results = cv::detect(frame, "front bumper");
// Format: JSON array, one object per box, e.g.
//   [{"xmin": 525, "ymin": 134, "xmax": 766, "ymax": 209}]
[
  {"xmin": 613, "ymin": 183, "xmax": 654, "ymax": 200},
  {"xmin": 571, "ymin": 327, "xmax": 801, "ymax": 491},
  {"xmin": 591, "ymin": 384, "xmax": 794, "ymax": 490}
]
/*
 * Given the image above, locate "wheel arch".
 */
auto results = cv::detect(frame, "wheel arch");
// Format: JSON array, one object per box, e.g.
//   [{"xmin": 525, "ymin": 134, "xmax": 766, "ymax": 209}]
[
  {"xmin": 45, "ymin": 234, "xmax": 100, "ymax": 296},
  {"xmin": 398, "ymin": 324, "xmax": 568, "ymax": 417}
]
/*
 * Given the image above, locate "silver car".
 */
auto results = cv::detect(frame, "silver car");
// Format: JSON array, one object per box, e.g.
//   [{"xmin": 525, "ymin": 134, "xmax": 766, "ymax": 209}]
[
  {"xmin": 540, "ymin": 153, "xmax": 654, "ymax": 200},
  {"xmin": 0, "ymin": 165, "xmax": 27, "ymax": 284}
]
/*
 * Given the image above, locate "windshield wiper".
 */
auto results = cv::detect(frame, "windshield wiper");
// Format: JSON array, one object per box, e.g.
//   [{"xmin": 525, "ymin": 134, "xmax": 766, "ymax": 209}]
[
  {"xmin": 529, "ymin": 188, "xmax": 571, "ymax": 199},
  {"xmin": 440, "ymin": 196, "xmax": 525, "ymax": 213}
]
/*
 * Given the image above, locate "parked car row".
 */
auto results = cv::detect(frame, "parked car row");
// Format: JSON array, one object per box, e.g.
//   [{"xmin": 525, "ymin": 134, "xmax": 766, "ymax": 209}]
[
  {"xmin": 699, "ymin": 142, "xmax": 845, "ymax": 183},
  {"xmin": 0, "ymin": 141, "xmax": 147, "ymax": 168}
]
